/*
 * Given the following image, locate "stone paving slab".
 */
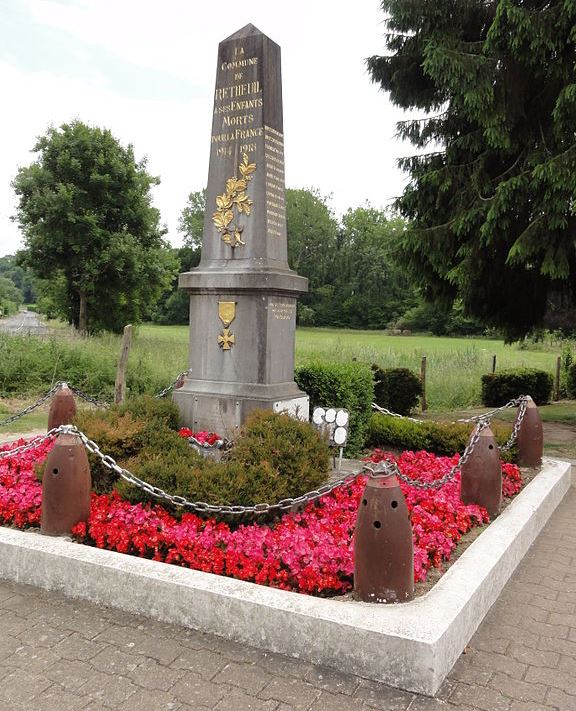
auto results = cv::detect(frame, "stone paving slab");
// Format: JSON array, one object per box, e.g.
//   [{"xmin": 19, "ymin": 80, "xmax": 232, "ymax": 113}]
[{"xmin": 0, "ymin": 486, "xmax": 574, "ymax": 710}]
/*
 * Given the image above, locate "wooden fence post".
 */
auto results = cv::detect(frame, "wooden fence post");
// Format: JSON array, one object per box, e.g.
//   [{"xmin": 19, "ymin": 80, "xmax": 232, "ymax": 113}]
[
  {"xmin": 554, "ymin": 355, "xmax": 561, "ymax": 401},
  {"xmin": 114, "ymin": 324, "xmax": 132, "ymax": 405},
  {"xmin": 491, "ymin": 355, "xmax": 497, "ymax": 374},
  {"xmin": 420, "ymin": 355, "xmax": 427, "ymax": 412}
]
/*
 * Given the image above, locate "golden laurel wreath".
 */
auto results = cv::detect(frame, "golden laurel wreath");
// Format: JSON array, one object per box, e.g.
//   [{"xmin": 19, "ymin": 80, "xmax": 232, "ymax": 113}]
[{"xmin": 212, "ymin": 153, "xmax": 256, "ymax": 247}]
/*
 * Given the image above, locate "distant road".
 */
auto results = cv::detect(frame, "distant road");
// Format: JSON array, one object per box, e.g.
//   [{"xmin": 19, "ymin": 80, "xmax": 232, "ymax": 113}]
[{"xmin": 0, "ymin": 309, "xmax": 49, "ymax": 335}]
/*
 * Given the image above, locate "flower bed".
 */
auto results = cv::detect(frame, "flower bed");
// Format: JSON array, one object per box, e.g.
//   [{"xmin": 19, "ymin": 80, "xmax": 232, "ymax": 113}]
[{"xmin": 0, "ymin": 436, "xmax": 522, "ymax": 596}]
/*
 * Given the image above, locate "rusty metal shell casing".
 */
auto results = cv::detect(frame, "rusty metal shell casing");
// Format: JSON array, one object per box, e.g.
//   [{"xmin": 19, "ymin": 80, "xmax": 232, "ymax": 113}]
[
  {"xmin": 460, "ymin": 425, "xmax": 502, "ymax": 517},
  {"xmin": 354, "ymin": 475, "xmax": 414, "ymax": 603},
  {"xmin": 47, "ymin": 383, "xmax": 77, "ymax": 430},
  {"xmin": 41, "ymin": 434, "xmax": 91, "ymax": 535},
  {"xmin": 516, "ymin": 397, "xmax": 543, "ymax": 467}
]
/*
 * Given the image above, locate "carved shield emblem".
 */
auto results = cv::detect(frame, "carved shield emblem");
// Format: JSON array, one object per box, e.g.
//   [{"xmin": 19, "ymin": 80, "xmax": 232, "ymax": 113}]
[{"xmin": 218, "ymin": 301, "xmax": 236, "ymax": 327}]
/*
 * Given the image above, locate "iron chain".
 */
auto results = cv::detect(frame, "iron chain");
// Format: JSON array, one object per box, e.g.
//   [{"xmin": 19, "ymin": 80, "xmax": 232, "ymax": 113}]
[
  {"xmin": 456, "ymin": 396, "xmax": 529, "ymax": 424},
  {"xmin": 67, "ymin": 385, "xmax": 110, "ymax": 409},
  {"xmin": 371, "ymin": 403, "xmax": 425, "ymax": 424},
  {"xmin": 0, "ymin": 426, "xmax": 68, "ymax": 458},
  {"xmin": 362, "ymin": 419, "xmax": 490, "ymax": 490},
  {"xmin": 500, "ymin": 396, "xmax": 528, "ymax": 451},
  {"xmin": 0, "ymin": 384, "xmax": 61, "ymax": 427},
  {"xmin": 0, "ymin": 371, "xmax": 190, "ymax": 428},
  {"xmin": 154, "ymin": 371, "xmax": 189, "ymax": 399}
]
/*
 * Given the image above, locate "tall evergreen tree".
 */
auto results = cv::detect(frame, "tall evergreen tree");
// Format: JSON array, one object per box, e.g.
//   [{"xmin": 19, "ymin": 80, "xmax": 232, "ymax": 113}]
[{"xmin": 368, "ymin": 0, "xmax": 576, "ymax": 340}]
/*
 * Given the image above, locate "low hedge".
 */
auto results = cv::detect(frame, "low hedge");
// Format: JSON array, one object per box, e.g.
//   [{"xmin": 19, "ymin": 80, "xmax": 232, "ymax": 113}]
[
  {"xmin": 73, "ymin": 402, "xmax": 331, "ymax": 514},
  {"xmin": 567, "ymin": 362, "xmax": 576, "ymax": 398},
  {"xmin": 372, "ymin": 365, "xmax": 422, "ymax": 415},
  {"xmin": 481, "ymin": 368, "xmax": 553, "ymax": 406},
  {"xmin": 367, "ymin": 413, "xmax": 515, "ymax": 461},
  {"xmin": 295, "ymin": 361, "xmax": 374, "ymax": 455}
]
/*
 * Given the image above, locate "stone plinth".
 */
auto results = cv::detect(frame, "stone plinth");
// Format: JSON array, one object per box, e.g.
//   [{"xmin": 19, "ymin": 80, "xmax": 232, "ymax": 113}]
[{"xmin": 175, "ymin": 24, "xmax": 308, "ymax": 435}]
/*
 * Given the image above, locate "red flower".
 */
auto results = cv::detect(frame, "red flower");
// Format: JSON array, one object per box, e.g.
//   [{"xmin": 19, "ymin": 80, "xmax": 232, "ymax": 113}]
[{"xmin": 1, "ymin": 437, "xmax": 523, "ymax": 596}]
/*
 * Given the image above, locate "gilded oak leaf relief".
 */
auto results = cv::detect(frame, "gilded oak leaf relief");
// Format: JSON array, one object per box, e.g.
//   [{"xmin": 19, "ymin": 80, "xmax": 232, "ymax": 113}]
[{"xmin": 212, "ymin": 153, "xmax": 257, "ymax": 247}]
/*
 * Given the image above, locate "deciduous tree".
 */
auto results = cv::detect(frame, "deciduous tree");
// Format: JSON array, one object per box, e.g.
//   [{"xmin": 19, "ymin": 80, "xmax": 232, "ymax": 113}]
[{"xmin": 13, "ymin": 121, "xmax": 176, "ymax": 333}]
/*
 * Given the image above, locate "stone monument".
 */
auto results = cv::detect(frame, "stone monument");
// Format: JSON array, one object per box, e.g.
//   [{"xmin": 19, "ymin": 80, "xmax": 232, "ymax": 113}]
[{"xmin": 173, "ymin": 24, "xmax": 308, "ymax": 435}]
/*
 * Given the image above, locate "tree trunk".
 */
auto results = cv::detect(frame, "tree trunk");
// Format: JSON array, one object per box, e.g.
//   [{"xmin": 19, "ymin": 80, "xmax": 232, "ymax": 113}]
[{"xmin": 79, "ymin": 290, "xmax": 87, "ymax": 334}]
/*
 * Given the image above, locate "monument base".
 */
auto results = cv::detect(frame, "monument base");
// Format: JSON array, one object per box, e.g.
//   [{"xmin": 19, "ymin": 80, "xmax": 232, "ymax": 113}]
[{"xmin": 173, "ymin": 380, "xmax": 309, "ymax": 437}]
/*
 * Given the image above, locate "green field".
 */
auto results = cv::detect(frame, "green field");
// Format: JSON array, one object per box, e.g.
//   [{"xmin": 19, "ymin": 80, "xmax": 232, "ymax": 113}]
[
  {"xmin": 133, "ymin": 325, "xmax": 561, "ymax": 411},
  {"xmin": 0, "ymin": 321, "xmax": 565, "ymax": 412}
]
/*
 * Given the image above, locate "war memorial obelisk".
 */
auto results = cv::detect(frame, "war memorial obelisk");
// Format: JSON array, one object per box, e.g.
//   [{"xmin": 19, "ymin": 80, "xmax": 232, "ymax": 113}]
[{"xmin": 174, "ymin": 24, "xmax": 309, "ymax": 434}]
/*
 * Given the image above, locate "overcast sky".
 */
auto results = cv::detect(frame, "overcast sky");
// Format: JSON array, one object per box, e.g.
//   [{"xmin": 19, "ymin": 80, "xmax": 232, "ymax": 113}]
[{"xmin": 0, "ymin": 0, "xmax": 414, "ymax": 257}]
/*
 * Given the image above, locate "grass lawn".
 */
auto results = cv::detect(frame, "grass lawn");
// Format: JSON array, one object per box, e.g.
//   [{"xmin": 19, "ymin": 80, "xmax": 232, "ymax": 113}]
[{"xmin": 137, "ymin": 324, "xmax": 562, "ymax": 410}]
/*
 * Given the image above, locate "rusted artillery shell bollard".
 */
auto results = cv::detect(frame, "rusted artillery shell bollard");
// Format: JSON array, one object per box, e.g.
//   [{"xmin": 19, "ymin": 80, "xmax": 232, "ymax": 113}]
[
  {"xmin": 354, "ymin": 475, "xmax": 414, "ymax": 603},
  {"xmin": 460, "ymin": 425, "xmax": 502, "ymax": 517},
  {"xmin": 41, "ymin": 434, "xmax": 91, "ymax": 536},
  {"xmin": 516, "ymin": 396, "xmax": 543, "ymax": 467},
  {"xmin": 174, "ymin": 372, "xmax": 186, "ymax": 389},
  {"xmin": 47, "ymin": 383, "xmax": 77, "ymax": 430}
]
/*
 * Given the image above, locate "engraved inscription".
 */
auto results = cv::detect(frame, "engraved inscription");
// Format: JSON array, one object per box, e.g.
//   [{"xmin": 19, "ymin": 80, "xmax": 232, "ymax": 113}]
[
  {"xmin": 212, "ymin": 45, "xmax": 262, "ymax": 150},
  {"xmin": 264, "ymin": 126, "xmax": 286, "ymax": 238},
  {"xmin": 271, "ymin": 301, "xmax": 295, "ymax": 320}
]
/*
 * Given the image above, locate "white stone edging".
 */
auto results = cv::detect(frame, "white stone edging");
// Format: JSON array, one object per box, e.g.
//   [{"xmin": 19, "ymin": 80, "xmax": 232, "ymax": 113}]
[{"xmin": 0, "ymin": 457, "xmax": 571, "ymax": 695}]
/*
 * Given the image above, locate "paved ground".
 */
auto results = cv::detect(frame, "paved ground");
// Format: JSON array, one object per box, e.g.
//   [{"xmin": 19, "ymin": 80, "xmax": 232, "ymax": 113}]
[
  {"xmin": 0, "ymin": 309, "xmax": 48, "ymax": 335},
  {"xmin": 0, "ymin": 485, "xmax": 574, "ymax": 711}
]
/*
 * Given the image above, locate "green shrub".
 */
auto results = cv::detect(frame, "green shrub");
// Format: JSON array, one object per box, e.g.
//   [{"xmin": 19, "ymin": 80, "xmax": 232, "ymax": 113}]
[
  {"xmin": 295, "ymin": 361, "xmax": 373, "ymax": 455},
  {"xmin": 567, "ymin": 362, "xmax": 576, "ymax": 398},
  {"xmin": 372, "ymin": 365, "xmax": 422, "ymax": 415},
  {"xmin": 367, "ymin": 413, "xmax": 515, "ymax": 461},
  {"xmin": 73, "ymin": 395, "xmax": 183, "ymax": 492},
  {"xmin": 116, "ymin": 395, "xmax": 180, "ymax": 430},
  {"xmin": 481, "ymin": 368, "xmax": 553, "ymax": 406},
  {"xmin": 116, "ymin": 410, "xmax": 330, "ymax": 514}
]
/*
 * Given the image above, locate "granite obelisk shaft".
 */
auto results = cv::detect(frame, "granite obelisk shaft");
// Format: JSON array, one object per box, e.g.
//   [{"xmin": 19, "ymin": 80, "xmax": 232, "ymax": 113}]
[{"xmin": 174, "ymin": 24, "xmax": 308, "ymax": 436}]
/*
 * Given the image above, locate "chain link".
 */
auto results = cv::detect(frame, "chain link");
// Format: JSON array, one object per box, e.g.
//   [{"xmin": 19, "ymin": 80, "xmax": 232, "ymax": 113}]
[
  {"xmin": 371, "ymin": 403, "xmax": 425, "ymax": 424},
  {"xmin": 67, "ymin": 385, "xmax": 110, "ymax": 409},
  {"xmin": 0, "ymin": 384, "xmax": 61, "ymax": 427},
  {"xmin": 456, "ymin": 396, "xmax": 528, "ymax": 424},
  {"xmin": 1, "ymin": 392, "xmax": 528, "ymax": 511},
  {"xmin": 0, "ymin": 426, "xmax": 66, "ymax": 458},
  {"xmin": 154, "ymin": 371, "xmax": 189, "ymax": 399},
  {"xmin": 0, "ymin": 371, "xmax": 189, "ymax": 428},
  {"xmin": 500, "ymin": 396, "xmax": 528, "ymax": 451},
  {"xmin": 363, "ymin": 419, "xmax": 489, "ymax": 490}
]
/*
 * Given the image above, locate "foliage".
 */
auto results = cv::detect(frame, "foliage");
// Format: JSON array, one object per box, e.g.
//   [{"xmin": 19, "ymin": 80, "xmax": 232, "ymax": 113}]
[
  {"xmin": 336, "ymin": 207, "xmax": 418, "ymax": 329},
  {"xmin": 0, "ymin": 333, "xmax": 161, "ymax": 399},
  {"xmin": 177, "ymin": 189, "xmax": 206, "ymax": 250},
  {"xmin": 295, "ymin": 361, "xmax": 374, "ymax": 454},
  {"xmin": 286, "ymin": 192, "xmax": 419, "ymax": 329},
  {"xmin": 0, "ymin": 435, "xmax": 523, "ymax": 595},
  {"xmin": 153, "ymin": 190, "xmax": 204, "ymax": 324},
  {"xmin": 77, "ymin": 406, "xmax": 330, "ymax": 512},
  {"xmin": 372, "ymin": 365, "xmax": 422, "ymax": 415},
  {"xmin": 0, "ymin": 255, "xmax": 37, "ymax": 316},
  {"xmin": 0, "ymin": 255, "xmax": 37, "ymax": 304},
  {"xmin": 481, "ymin": 368, "xmax": 554, "ymax": 406},
  {"xmin": 396, "ymin": 298, "xmax": 485, "ymax": 336},
  {"xmin": 566, "ymin": 362, "xmax": 576, "ymax": 399},
  {"xmin": 73, "ymin": 396, "xmax": 183, "ymax": 492},
  {"xmin": 368, "ymin": 1, "xmax": 576, "ymax": 341},
  {"xmin": 0, "ymin": 276, "xmax": 23, "ymax": 317},
  {"xmin": 286, "ymin": 188, "xmax": 340, "ymax": 293},
  {"xmin": 12, "ymin": 120, "xmax": 177, "ymax": 333},
  {"xmin": 368, "ymin": 413, "xmax": 515, "ymax": 460}
]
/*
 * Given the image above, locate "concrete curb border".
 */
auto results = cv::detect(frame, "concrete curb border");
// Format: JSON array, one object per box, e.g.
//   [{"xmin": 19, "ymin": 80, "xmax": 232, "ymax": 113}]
[{"xmin": 0, "ymin": 458, "xmax": 571, "ymax": 695}]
